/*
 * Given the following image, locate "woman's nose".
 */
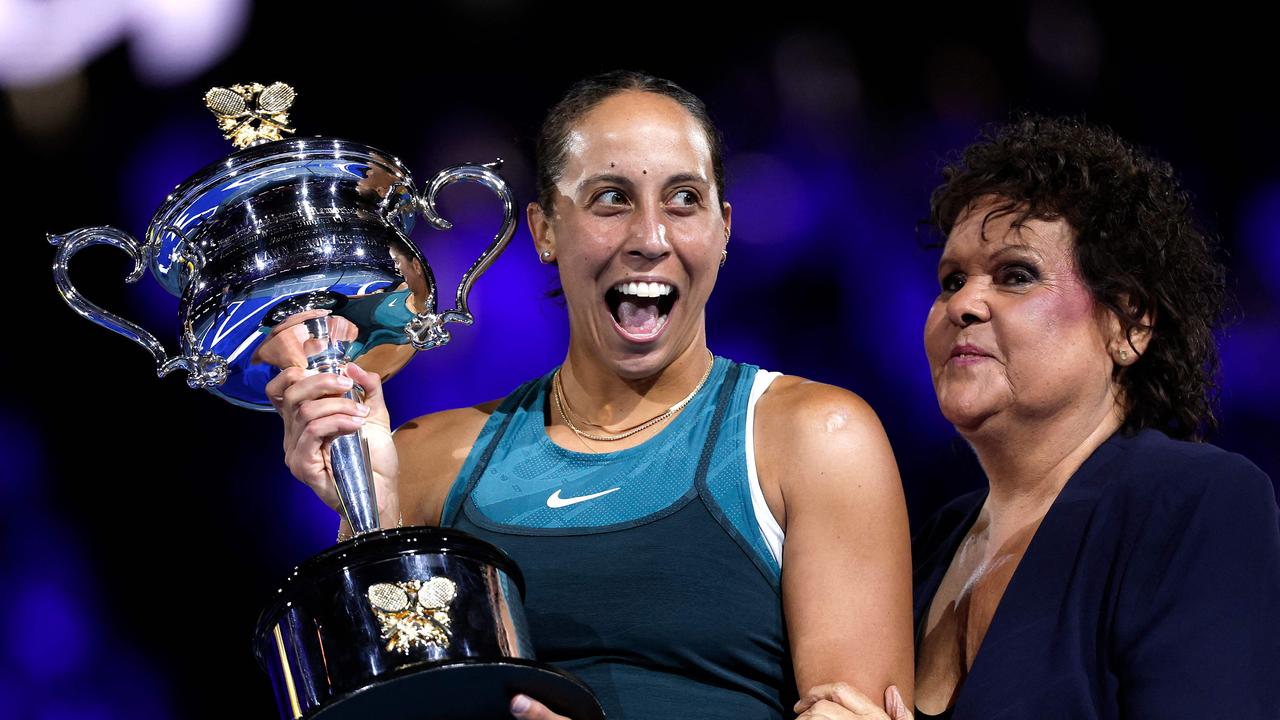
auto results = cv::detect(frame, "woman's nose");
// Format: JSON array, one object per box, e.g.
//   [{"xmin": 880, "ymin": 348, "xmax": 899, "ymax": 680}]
[
  {"xmin": 624, "ymin": 204, "xmax": 671, "ymax": 261},
  {"xmin": 947, "ymin": 279, "xmax": 991, "ymax": 327}
]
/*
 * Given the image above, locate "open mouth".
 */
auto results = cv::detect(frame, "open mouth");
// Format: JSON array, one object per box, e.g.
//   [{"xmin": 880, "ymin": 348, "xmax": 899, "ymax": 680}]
[{"xmin": 605, "ymin": 280, "xmax": 679, "ymax": 340}]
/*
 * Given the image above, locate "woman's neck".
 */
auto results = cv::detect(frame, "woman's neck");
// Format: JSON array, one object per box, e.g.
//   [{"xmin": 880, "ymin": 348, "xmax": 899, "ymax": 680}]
[
  {"xmin": 558, "ymin": 338, "xmax": 711, "ymax": 430},
  {"xmin": 966, "ymin": 400, "xmax": 1125, "ymax": 520}
]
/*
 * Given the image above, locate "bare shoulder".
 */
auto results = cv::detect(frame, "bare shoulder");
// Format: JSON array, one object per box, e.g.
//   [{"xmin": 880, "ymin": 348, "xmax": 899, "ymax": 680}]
[
  {"xmin": 754, "ymin": 376, "xmax": 900, "ymax": 498},
  {"xmin": 755, "ymin": 375, "xmax": 886, "ymax": 448},
  {"xmin": 393, "ymin": 397, "xmax": 504, "ymax": 524},
  {"xmin": 394, "ymin": 399, "xmax": 503, "ymax": 451}
]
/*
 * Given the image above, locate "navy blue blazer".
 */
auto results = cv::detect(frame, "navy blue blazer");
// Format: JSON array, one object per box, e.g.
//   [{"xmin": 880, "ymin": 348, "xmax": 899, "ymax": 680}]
[{"xmin": 913, "ymin": 429, "xmax": 1280, "ymax": 719}]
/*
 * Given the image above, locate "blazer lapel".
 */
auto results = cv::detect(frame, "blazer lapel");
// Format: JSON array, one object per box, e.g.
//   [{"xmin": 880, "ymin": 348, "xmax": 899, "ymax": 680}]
[{"xmin": 942, "ymin": 436, "xmax": 1128, "ymax": 718}]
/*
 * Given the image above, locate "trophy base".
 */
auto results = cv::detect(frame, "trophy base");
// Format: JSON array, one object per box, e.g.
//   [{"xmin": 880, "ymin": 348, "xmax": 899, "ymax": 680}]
[
  {"xmin": 256, "ymin": 527, "xmax": 605, "ymax": 720},
  {"xmin": 308, "ymin": 658, "xmax": 604, "ymax": 720}
]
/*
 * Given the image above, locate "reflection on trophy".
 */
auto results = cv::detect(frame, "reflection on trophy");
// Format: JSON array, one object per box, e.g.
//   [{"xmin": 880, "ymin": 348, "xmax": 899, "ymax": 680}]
[{"xmin": 47, "ymin": 82, "xmax": 604, "ymax": 720}]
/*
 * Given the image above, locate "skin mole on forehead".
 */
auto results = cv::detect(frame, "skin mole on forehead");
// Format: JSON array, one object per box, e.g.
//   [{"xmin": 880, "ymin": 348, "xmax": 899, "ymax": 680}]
[{"xmin": 610, "ymin": 162, "xmax": 615, "ymax": 168}]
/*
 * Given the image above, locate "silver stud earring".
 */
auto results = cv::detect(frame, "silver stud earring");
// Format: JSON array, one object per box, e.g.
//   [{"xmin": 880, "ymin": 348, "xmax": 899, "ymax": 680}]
[{"xmin": 540, "ymin": 250, "xmax": 552, "ymax": 264}]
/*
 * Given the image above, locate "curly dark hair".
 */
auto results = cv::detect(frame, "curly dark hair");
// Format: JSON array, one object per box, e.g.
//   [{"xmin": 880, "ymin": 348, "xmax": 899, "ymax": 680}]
[
  {"xmin": 534, "ymin": 70, "xmax": 726, "ymax": 215},
  {"xmin": 929, "ymin": 115, "xmax": 1226, "ymax": 440}
]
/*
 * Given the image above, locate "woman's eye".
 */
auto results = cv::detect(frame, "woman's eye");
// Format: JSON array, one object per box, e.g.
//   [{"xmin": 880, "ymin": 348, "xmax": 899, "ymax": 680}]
[
  {"xmin": 669, "ymin": 189, "xmax": 699, "ymax": 207},
  {"xmin": 594, "ymin": 189, "xmax": 629, "ymax": 207},
  {"xmin": 940, "ymin": 272, "xmax": 965, "ymax": 293},
  {"xmin": 999, "ymin": 265, "xmax": 1038, "ymax": 285}
]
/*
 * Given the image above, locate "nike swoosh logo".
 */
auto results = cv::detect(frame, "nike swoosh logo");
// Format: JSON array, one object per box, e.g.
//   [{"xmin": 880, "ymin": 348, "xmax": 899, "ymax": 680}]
[
  {"xmin": 546, "ymin": 487, "xmax": 621, "ymax": 508},
  {"xmin": 387, "ymin": 298, "xmax": 399, "ymax": 307}
]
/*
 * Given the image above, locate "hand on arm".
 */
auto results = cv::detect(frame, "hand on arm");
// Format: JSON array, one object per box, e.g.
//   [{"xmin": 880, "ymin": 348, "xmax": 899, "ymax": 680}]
[{"xmin": 795, "ymin": 683, "xmax": 913, "ymax": 719}]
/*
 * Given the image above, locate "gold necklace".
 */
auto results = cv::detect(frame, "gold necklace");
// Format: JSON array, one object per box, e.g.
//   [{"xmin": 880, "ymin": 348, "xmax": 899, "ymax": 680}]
[{"xmin": 552, "ymin": 350, "xmax": 715, "ymax": 442}]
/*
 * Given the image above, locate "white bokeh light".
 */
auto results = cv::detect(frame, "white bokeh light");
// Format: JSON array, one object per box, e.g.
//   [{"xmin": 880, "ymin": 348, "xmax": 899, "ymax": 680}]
[
  {"xmin": 127, "ymin": 0, "xmax": 248, "ymax": 85},
  {"xmin": 0, "ymin": 0, "xmax": 248, "ymax": 88}
]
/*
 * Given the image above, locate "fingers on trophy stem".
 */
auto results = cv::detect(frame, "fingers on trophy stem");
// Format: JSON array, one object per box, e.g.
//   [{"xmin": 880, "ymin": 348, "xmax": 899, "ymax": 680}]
[
  {"xmin": 266, "ymin": 366, "xmax": 306, "ymax": 411},
  {"xmin": 344, "ymin": 363, "xmax": 384, "ymax": 401}
]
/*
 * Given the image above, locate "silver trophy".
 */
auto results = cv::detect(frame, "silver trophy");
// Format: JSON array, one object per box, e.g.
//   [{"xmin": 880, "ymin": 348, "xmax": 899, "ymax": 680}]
[{"xmin": 47, "ymin": 82, "xmax": 603, "ymax": 720}]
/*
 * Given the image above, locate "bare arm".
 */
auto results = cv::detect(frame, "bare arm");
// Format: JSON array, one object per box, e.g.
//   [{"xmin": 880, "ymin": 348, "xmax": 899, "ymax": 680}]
[
  {"xmin": 268, "ymin": 347, "xmax": 501, "ymax": 534},
  {"xmin": 393, "ymin": 399, "xmax": 503, "ymax": 527},
  {"xmin": 755, "ymin": 377, "xmax": 915, "ymax": 707}
]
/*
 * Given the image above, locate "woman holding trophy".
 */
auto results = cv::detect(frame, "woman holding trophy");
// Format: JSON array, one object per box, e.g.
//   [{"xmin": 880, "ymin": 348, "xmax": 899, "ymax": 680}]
[{"xmin": 269, "ymin": 71, "xmax": 916, "ymax": 719}]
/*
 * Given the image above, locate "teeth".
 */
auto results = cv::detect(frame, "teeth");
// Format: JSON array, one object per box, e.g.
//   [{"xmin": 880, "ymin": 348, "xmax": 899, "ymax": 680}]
[{"xmin": 611, "ymin": 281, "xmax": 673, "ymax": 298}]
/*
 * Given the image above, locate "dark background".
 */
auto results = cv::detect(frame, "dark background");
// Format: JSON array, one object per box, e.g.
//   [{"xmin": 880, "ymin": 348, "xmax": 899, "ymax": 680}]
[{"xmin": 3, "ymin": 3, "xmax": 1277, "ymax": 717}]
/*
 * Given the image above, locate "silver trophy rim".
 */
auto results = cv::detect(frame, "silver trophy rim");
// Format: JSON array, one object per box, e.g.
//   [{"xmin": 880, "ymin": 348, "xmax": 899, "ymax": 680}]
[{"xmin": 145, "ymin": 136, "xmax": 420, "ymax": 296}]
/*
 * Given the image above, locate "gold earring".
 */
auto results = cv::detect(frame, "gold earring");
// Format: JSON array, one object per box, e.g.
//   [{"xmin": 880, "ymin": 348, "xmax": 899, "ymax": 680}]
[
  {"xmin": 720, "ymin": 248, "xmax": 728, "ymax": 267},
  {"xmin": 1118, "ymin": 348, "xmax": 1129, "ymax": 362}
]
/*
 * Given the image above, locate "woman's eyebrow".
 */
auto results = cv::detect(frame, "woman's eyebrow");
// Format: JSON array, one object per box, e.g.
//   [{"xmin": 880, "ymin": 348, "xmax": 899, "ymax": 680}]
[
  {"xmin": 990, "ymin": 243, "xmax": 1045, "ymax": 261},
  {"xmin": 937, "ymin": 243, "xmax": 1044, "ymax": 271},
  {"xmin": 664, "ymin": 172, "xmax": 709, "ymax": 186},
  {"xmin": 576, "ymin": 173, "xmax": 634, "ymax": 193}
]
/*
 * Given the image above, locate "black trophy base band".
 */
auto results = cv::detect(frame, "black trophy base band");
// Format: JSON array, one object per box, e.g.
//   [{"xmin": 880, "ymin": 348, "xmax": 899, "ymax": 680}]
[
  {"xmin": 256, "ymin": 526, "xmax": 604, "ymax": 719},
  {"xmin": 306, "ymin": 659, "xmax": 605, "ymax": 720}
]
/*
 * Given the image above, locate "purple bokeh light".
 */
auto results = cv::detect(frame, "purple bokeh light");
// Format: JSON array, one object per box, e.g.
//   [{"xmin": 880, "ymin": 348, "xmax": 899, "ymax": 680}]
[{"xmin": 5, "ymin": 578, "xmax": 95, "ymax": 680}]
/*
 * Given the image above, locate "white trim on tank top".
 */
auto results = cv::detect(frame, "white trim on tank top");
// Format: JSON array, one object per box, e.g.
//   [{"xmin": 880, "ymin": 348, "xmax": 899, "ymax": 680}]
[{"xmin": 745, "ymin": 369, "xmax": 785, "ymax": 567}]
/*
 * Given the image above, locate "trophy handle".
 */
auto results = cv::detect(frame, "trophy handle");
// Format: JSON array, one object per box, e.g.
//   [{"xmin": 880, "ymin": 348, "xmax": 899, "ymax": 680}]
[
  {"xmin": 48, "ymin": 227, "xmax": 229, "ymax": 388},
  {"xmin": 407, "ymin": 159, "xmax": 517, "ymax": 350}
]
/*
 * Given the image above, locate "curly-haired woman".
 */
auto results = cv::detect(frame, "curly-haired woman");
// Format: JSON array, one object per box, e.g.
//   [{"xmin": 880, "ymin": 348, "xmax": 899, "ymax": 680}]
[{"xmin": 796, "ymin": 116, "xmax": 1280, "ymax": 720}]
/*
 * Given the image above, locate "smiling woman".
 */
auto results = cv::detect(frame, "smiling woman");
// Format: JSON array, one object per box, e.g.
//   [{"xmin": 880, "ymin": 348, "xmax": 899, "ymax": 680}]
[
  {"xmin": 795, "ymin": 116, "xmax": 1280, "ymax": 720},
  {"xmin": 268, "ymin": 71, "xmax": 915, "ymax": 720},
  {"xmin": 925, "ymin": 205, "xmax": 1112, "ymax": 438},
  {"xmin": 527, "ymin": 80, "xmax": 728, "ymax": 382}
]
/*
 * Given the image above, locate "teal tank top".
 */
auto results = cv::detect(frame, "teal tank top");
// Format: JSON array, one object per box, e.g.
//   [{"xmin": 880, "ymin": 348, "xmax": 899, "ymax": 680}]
[{"xmin": 441, "ymin": 357, "xmax": 794, "ymax": 719}]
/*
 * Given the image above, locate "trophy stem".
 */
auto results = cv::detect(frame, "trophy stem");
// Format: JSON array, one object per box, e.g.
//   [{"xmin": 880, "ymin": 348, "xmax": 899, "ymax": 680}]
[{"xmin": 304, "ymin": 318, "xmax": 380, "ymax": 535}]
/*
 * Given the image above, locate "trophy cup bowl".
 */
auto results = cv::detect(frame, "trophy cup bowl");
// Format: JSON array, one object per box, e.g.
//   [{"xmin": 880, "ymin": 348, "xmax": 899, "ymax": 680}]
[
  {"xmin": 51, "ymin": 134, "xmax": 495, "ymax": 409},
  {"xmin": 47, "ymin": 83, "xmax": 605, "ymax": 720}
]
